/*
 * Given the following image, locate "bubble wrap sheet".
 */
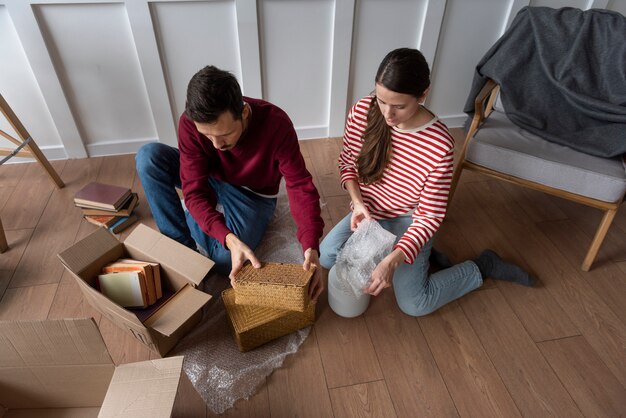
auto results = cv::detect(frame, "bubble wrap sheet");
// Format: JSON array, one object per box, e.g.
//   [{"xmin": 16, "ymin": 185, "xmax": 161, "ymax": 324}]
[
  {"xmin": 171, "ymin": 182, "xmax": 310, "ymax": 414},
  {"xmin": 335, "ymin": 219, "xmax": 396, "ymax": 297}
]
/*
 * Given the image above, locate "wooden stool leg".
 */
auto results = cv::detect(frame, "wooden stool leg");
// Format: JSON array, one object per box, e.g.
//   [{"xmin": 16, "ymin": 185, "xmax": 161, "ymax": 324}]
[
  {"xmin": 27, "ymin": 139, "xmax": 64, "ymax": 189},
  {"xmin": 0, "ymin": 94, "xmax": 64, "ymax": 189},
  {"xmin": 0, "ymin": 218, "xmax": 8, "ymax": 253}
]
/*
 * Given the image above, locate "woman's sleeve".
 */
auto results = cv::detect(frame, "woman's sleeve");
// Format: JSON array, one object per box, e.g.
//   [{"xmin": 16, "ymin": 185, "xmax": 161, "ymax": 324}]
[
  {"xmin": 394, "ymin": 148, "xmax": 454, "ymax": 264},
  {"xmin": 339, "ymin": 105, "xmax": 361, "ymax": 188}
]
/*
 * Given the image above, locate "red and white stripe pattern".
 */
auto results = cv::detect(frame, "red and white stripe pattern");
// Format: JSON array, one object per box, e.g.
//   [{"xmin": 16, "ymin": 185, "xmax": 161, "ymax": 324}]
[{"xmin": 339, "ymin": 96, "xmax": 454, "ymax": 264}]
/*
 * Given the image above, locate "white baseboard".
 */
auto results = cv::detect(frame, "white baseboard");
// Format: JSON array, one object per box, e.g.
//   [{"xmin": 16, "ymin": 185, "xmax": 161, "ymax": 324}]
[
  {"xmin": 85, "ymin": 138, "xmax": 158, "ymax": 157},
  {"xmin": 1, "ymin": 145, "xmax": 67, "ymax": 164},
  {"xmin": 296, "ymin": 125, "xmax": 329, "ymax": 140}
]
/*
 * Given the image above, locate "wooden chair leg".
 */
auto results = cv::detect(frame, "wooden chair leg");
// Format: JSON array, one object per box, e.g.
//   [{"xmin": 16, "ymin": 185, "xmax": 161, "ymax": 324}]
[
  {"xmin": 0, "ymin": 218, "xmax": 8, "ymax": 253},
  {"xmin": 581, "ymin": 208, "xmax": 618, "ymax": 271},
  {"xmin": 448, "ymin": 163, "xmax": 465, "ymax": 204}
]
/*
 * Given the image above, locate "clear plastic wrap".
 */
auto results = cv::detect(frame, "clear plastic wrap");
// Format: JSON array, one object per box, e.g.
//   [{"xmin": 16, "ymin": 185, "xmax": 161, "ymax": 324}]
[
  {"xmin": 171, "ymin": 181, "xmax": 310, "ymax": 414},
  {"xmin": 335, "ymin": 219, "xmax": 397, "ymax": 297}
]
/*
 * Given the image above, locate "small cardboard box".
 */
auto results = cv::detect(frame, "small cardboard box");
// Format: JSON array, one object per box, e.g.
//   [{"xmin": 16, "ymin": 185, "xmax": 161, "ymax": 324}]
[
  {"xmin": 0, "ymin": 317, "xmax": 184, "ymax": 418},
  {"xmin": 58, "ymin": 224, "xmax": 214, "ymax": 356},
  {"xmin": 233, "ymin": 262, "xmax": 313, "ymax": 312},
  {"xmin": 223, "ymin": 288, "xmax": 315, "ymax": 352}
]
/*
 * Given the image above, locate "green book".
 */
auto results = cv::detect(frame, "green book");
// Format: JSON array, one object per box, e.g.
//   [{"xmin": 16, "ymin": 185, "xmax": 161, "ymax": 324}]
[{"xmin": 97, "ymin": 271, "xmax": 148, "ymax": 308}]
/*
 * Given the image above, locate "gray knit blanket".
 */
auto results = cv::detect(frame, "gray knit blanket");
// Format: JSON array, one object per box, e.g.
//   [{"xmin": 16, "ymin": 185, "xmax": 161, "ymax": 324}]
[{"xmin": 464, "ymin": 6, "xmax": 626, "ymax": 158}]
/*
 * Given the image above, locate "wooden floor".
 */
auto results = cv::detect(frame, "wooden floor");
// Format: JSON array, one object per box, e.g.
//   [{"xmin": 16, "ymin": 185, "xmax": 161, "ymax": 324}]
[{"xmin": 1, "ymin": 131, "xmax": 625, "ymax": 417}]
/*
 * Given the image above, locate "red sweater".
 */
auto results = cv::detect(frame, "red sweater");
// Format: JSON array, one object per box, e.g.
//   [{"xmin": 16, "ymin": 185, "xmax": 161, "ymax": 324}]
[{"xmin": 178, "ymin": 97, "xmax": 323, "ymax": 253}]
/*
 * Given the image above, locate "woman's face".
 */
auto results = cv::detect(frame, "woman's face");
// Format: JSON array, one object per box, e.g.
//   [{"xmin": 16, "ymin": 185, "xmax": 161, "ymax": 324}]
[{"xmin": 374, "ymin": 83, "xmax": 424, "ymax": 129}]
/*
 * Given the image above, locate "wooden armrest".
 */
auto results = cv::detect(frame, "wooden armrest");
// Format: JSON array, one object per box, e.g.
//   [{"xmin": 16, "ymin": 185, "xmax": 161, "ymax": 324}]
[{"xmin": 466, "ymin": 79, "xmax": 499, "ymax": 139}]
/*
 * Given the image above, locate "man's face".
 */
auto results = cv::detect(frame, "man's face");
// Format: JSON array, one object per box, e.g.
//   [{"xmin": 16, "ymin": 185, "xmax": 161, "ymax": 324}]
[{"xmin": 194, "ymin": 107, "xmax": 248, "ymax": 151}]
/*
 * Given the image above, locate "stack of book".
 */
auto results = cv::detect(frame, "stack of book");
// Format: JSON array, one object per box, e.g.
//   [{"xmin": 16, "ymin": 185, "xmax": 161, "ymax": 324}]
[
  {"xmin": 74, "ymin": 182, "xmax": 139, "ymax": 234},
  {"xmin": 97, "ymin": 259, "xmax": 162, "ymax": 308}
]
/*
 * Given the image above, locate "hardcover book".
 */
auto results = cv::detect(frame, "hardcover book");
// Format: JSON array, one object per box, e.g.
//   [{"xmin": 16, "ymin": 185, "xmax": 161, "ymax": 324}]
[
  {"xmin": 74, "ymin": 182, "xmax": 132, "ymax": 211},
  {"xmin": 108, "ymin": 214, "xmax": 138, "ymax": 234},
  {"xmin": 80, "ymin": 193, "xmax": 139, "ymax": 216},
  {"xmin": 84, "ymin": 214, "xmax": 120, "ymax": 228},
  {"xmin": 102, "ymin": 259, "xmax": 162, "ymax": 304},
  {"xmin": 97, "ymin": 271, "xmax": 148, "ymax": 308}
]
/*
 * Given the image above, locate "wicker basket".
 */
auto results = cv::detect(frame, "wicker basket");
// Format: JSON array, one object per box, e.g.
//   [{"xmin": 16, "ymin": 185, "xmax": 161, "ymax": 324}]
[
  {"xmin": 223, "ymin": 288, "xmax": 315, "ymax": 352},
  {"xmin": 233, "ymin": 262, "xmax": 313, "ymax": 312}
]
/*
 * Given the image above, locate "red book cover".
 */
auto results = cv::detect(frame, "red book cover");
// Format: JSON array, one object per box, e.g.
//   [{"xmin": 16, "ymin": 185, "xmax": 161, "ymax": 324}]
[{"xmin": 74, "ymin": 182, "xmax": 132, "ymax": 210}]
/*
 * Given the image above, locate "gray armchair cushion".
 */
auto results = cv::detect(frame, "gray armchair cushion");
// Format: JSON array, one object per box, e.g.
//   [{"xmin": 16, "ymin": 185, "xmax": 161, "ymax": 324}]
[{"xmin": 466, "ymin": 110, "xmax": 626, "ymax": 203}]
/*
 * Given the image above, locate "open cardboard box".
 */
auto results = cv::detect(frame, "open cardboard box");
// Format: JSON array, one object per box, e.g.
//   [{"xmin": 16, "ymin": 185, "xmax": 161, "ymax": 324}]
[
  {"xmin": 58, "ymin": 224, "xmax": 214, "ymax": 356},
  {"xmin": 0, "ymin": 317, "xmax": 183, "ymax": 418}
]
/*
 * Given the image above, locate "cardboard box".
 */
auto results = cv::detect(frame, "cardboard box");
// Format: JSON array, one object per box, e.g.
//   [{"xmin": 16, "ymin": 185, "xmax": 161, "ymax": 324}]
[
  {"xmin": 0, "ymin": 317, "xmax": 184, "ymax": 418},
  {"xmin": 58, "ymin": 224, "xmax": 214, "ymax": 356}
]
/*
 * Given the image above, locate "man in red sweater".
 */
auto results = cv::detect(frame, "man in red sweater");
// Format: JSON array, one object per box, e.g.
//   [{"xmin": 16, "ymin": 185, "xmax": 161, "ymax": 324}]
[{"xmin": 136, "ymin": 66, "xmax": 324, "ymax": 300}]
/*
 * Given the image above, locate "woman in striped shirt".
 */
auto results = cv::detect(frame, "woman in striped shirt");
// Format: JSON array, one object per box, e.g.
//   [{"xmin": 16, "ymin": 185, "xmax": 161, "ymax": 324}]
[{"xmin": 319, "ymin": 48, "xmax": 534, "ymax": 317}]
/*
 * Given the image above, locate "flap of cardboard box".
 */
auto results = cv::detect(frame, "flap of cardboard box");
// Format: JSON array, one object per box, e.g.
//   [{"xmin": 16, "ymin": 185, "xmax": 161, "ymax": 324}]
[
  {"xmin": 124, "ymin": 224, "xmax": 215, "ymax": 287},
  {"xmin": 98, "ymin": 356, "xmax": 184, "ymax": 418},
  {"xmin": 0, "ymin": 318, "xmax": 114, "ymax": 409},
  {"xmin": 144, "ymin": 284, "xmax": 211, "ymax": 337},
  {"xmin": 57, "ymin": 228, "xmax": 123, "ymax": 275}
]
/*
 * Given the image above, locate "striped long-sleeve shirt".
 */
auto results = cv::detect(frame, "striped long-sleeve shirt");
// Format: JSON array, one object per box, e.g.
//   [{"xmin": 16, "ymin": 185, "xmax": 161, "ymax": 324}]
[{"xmin": 339, "ymin": 96, "xmax": 454, "ymax": 264}]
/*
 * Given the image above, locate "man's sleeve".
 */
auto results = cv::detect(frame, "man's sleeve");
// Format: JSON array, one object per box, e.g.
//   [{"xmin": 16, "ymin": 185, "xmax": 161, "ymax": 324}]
[
  {"xmin": 178, "ymin": 117, "xmax": 232, "ymax": 247},
  {"xmin": 275, "ymin": 124, "xmax": 324, "ymax": 253}
]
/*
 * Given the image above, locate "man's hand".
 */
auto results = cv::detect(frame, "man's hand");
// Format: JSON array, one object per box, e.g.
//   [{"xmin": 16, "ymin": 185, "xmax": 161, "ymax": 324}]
[
  {"xmin": 351, "ymin": 202, "xmax": 371, "ymax": 231},
  {"xmin": 225, "ymin": 233, "xmax": 261, "ymax": 287},
  {"xmin": 365, "ymin": 249, "xmax": 405, "ymax": 296},
  {"xmin": 304, "ymin": 248, "xmax": 323, "ymax": 302}
]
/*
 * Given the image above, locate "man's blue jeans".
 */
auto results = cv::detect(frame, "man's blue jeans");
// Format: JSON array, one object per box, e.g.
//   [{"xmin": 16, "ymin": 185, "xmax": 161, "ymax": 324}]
[
  {"xmin": 319, "ymin": 214, "xmax": 483, "ymax": 316},
  {"xmin": 135, "ymin": 143, "xmax": 277, "ymax": 275}
]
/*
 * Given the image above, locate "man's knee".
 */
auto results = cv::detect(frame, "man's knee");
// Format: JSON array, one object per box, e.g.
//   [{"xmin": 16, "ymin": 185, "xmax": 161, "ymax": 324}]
[{"xmin": 135, "ymin": 142, "xmax": 168, "ymax": 174}]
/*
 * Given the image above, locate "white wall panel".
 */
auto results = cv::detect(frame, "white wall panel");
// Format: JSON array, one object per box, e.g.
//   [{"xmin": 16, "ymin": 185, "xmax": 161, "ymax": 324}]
[
  {"xmin": 258, "ymin": 0, "xmax": 334, "ymax": 139},
  {"xmin": 349, "ymin": 0, "xmax": 427, "ymax": 107},
  {"xmin": 34, "ymin": 3, "xmax": 156, "ymax": 150},
  {"xmin": 428, "ymin": 0, "xmax": 512, "ymax": 127},
  {"xmin": 607, "ymin": 0, "xmax": 626, "ymax": 15},
  {"xmin": 151, "ymin": 0, "xmax": 242, "ymax": 123},
  {"xmin": 0, "ymin": 5, "xmax": 64, "ymax": 159},
  {"xmin": 1, "ymin": 0, "xmax": 624, "ymax": 159}
]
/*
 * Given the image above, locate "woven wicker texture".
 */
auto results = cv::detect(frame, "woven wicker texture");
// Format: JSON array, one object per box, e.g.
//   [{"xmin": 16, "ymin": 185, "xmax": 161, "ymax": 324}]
[
  {"xmin": 223, "ymin": 288, "xmax": 315, "ymax": 352},
  {"xmin": 234, "ymin": 262, "xmax": 313, "ymax": 312}
]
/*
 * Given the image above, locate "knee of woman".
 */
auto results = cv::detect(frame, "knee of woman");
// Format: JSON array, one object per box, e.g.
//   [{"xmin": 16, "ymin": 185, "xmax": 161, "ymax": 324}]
[
  {"xmin": 319, "ymin": 252, "xmax": 335, "ymax": 270},
  {"xmin": 396, "ymin": 296, "xmax": 436, "ymax": 317},
  {"xmin": 319, "ymin": 242, "xmax": 338, "ymax": 269}
]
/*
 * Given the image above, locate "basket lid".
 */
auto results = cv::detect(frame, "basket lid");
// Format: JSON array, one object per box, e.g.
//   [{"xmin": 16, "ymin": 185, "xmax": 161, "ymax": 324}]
[
  {"xmin": 222, "ymin": 288, "xmax": 291, "ymax": 332},
  {"xmin": 235, "ymin": 262, "xmax": 313, "ymax": 287}
]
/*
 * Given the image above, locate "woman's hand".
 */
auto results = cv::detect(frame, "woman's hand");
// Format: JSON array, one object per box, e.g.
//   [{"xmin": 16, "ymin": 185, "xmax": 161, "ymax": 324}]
[
  {"xmin": 365, "ymin": 249, "xmax": 405, "ymax": 296},
  {"xmin": 226, "ymin": 233, "xmax": 261, "ymax": 287},
  {"xmin": 351, "ymin": 202, "xmax": 371, "ymax": 231},
  {"xmin": 303, "ymin": 248, "xmax": 323, "ymax": 302}
]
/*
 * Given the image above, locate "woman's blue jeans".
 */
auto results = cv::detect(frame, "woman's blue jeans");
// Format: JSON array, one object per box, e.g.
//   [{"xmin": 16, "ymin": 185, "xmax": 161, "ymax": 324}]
[
  {"xmin": 135, "ymin": 143, "xmax": 277, "ymax": 275},
  {"xmin": 319, "ymin": 214, "xmax": 483, "ymax": 316}
]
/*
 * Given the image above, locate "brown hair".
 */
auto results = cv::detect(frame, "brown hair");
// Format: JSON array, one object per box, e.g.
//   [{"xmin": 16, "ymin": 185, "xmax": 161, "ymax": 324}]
[{"xmin": 357, "ymin": 48, "xmax": 431, "ymax": 184}]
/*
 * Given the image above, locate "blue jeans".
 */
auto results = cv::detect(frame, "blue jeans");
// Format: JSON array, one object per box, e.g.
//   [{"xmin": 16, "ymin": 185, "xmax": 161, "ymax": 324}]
[
  {"xmin": 319, "ymin": 214, "xmax": 483, "ymax": 316},
  {"xmin": 135, "ymin": 143, "xmax": 277, "ymax": 275}
]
